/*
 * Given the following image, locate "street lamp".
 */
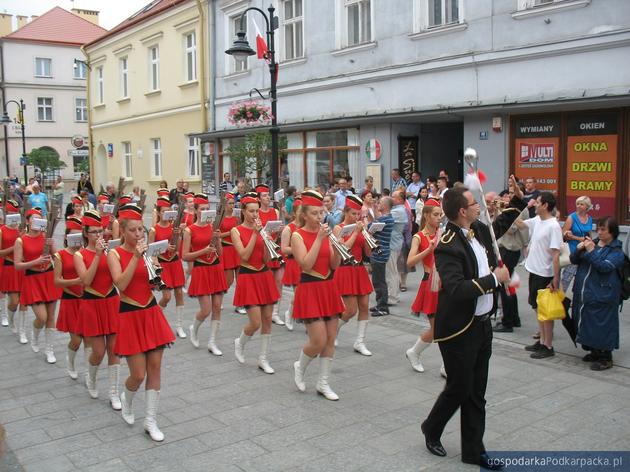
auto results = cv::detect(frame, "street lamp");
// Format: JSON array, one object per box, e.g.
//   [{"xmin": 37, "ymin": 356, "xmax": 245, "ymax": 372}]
[
  {"xmin": 1, "ymin": 99, "xmax": 27, "ymax": 185},
  {"xmin": 225, "ymin": 4, "xmax": 279, "ymax": 192}
]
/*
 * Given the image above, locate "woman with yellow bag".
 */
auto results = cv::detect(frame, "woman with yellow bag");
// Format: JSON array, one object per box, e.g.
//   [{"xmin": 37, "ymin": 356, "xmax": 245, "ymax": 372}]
[{"xmin": 570, "ymin": 217, "xmax": 625, "ymax": 371}]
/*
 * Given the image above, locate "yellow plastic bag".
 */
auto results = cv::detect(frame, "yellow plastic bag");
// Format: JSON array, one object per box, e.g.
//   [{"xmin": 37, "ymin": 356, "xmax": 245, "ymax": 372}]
[{"xmin": 536, "ymin": 288, "xmax": 566, "ymax": 321}]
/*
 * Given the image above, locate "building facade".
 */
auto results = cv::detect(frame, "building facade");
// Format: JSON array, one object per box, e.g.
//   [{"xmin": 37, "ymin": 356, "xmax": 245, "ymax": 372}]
[
  {"xmin": 202, "ymin": 0, "xmax": 630, "ymax": 220},
  {"xmin": 0, "ymin": 7, "xmax": 106, "ymax": 185},
  {"xmin": 84, "ymin": 0, "xmax": 210, "ymax": 199}
]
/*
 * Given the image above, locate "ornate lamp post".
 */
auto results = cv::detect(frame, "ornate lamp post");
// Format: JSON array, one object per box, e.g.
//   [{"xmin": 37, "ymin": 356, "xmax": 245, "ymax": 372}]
[{"xmin": 1, "ymin": 99, "xmax": 27, "ymax": 185}]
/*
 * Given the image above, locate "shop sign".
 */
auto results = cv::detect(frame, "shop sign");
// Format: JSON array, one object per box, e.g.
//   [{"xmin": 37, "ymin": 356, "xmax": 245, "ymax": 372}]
[
  {"xmin": 398, "ymin": 136, "xmax": 418, "ymax": 183},
  {"xmin": 566, "ymin": 114, "xmax": 618, "ymax": 217},
  {"xmin": 107, "ymin": 143, "xmax": 113, "ymax": 158},
  {"xmin": 71, "ymin": 135, "xmax": 86, "ymax": 148},
  {"xmin": 365, "ymin": 138, "xmax": 381, "ymax": 161},
  {"xmin": 513, "ymin": 118, "xmax": 560, "ymax": 192}
]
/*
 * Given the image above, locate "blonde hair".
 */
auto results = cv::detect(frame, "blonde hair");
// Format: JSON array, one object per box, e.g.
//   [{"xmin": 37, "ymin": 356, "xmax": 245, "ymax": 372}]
[
  {"xmin": 575, "ymin": 195, "xmax": 592, "ymax": 211},
  {"xmin": 419, "ymin": 204, "xmax": 439, "ymax": 231}
]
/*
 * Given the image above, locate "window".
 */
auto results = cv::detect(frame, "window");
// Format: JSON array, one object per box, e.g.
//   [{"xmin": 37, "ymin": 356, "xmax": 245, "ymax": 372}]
[
  {"xmin": 35, "ymin": 57, "xmax": 52, "ymax": 77},
  {"xmin": 149, "ymin": 46, "xmax": 160, "ymax": 90},
  {"xmin": 37, "ymin": 97, "xmax": 53, "ymax": 121},
  {"xmin": 122, "ymin": 142, "xmax": 133, "ymax": 178},
  {"xmin": 346, "ymin": 0, "xmax": 371, "ymax": 46},
  {"xmin": 74, "ymin": 60, "xmax": 87, "ymax": 79},
  {"xmin": 428, "ymin": 0, "xmax": 460, "ymax": 27},
  {"xmin": 151, "ymin": 138, "xmax": 162, "ymax": 177},
  {"xmin": 187, "ymin": 136, "xmax": 200, "ymax": 177},
  {"xmin": 516, "ymin": 0, "xmax": 588, "ymax": 10},
  {"xmin": 75, "ymin": 98, "xmax": 87, "ymax": 122},
  {"xmin": 230, "ymin": 17, "xmax": 248, "ymax": 73},
  {"xmin": 97, "ymin": 66, "xmax": 104, "ymax": 104},
  {"xmin": 282, "ymin": 0, "xmax": 304, "ymax": 60},
  {"xmin": 184, "ymin": 31, "xmax": 197, "ymax": 81},
  {"xmin": 120, "ymin": 57, "xmax": 129, "ymax": 98}
]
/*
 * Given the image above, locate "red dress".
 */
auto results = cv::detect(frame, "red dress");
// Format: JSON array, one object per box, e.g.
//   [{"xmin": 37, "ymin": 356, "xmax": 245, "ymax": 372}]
[
  {"xmin": 55, "ymin": 249, "xmax": 84, "ymax": 334},
  {"xmin": 112, "ymin": 247, "xmax": 175, "ymax": 356},
  {"xmin": 281, "ymin": 222, "xmax": 301, "ymax": 287},
  {"xmin": 411, "ymin": 232, "xmax": 439, "ymax": 315},
  {"xmin": 19, "ymin": 233, "xmax": 61, "ymax": 306},
  {"xmin": 292, "ymin": 228, "xmax": 345, "ymax": 320},
  {"xmin": 153, "ymin": 224, "xmax": 185, "ymax": 289},
  {"xmin": 232, "ymin": 225, "xmax": 280, "ymax": 306},
  {"xmin": 259, "ymin": 207, "xmax": 282, "ymax": 270},
  {"xmin": 186, "ymin": 224, "xmax": 227, "ymax": 296},
  {"xmin": 333, "ymin": 224, "xmax": 374, "ymax": 296},
  {"xmin": 78, "ymin": 248, "xmax": 120, "ymax": 336},
  {"xmin": 220, "ymin": 216, "xmax": 240, "ymax": 270},
  {"xmin": 0, "ymin": 225, "xmax": 23, "ymax": 293}
]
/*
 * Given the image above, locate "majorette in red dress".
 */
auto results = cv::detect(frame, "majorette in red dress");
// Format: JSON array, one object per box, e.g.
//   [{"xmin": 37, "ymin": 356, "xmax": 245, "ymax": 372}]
[
  {"xmin": 186, "ymin": 223, "xmax": 228, "ymax": 296},
  {"xmin": 0, "ymin": 224, "xmax": 23, "ymax": 293},
  {"xmin": 232, "ymin": 224, "xmax": 280, "ymax": 307},
  {"xmin": 220, "ymin": 215, "xmax": 240, "ymax": 270},
  {"xmin": 332, "ymin": 223, "xmax": 374, "ymax": 296},
  {"xmin": 281, "ymin": 222, "xmax": 301, "ymax": 287},
  {"xmin": 19, "ymin": 232, "xmax": 61, "ymax": 306},
  {"xmin": 257, "ymin": 194, "xmax": 283, "ymax": 271},
  {"xmin": 55, "ymin": 248, "xmax": 84, "ymax": 334},
  {"xmin": 410, "ymin": 231, "xmax": 439, "ymax": 315},
  {"xmin": 112, "ymin": 247, "xmax": 175, "ymax": 356},
  {"xmin": 152, "ymin": 223, "xmax": 185, "ymax": 289}
]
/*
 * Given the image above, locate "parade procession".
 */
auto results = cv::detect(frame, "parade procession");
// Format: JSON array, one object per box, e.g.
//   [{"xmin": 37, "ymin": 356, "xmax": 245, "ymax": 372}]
[{"xmin": 1, "ymin": 1, "xmax": 629, "ymax": 471}]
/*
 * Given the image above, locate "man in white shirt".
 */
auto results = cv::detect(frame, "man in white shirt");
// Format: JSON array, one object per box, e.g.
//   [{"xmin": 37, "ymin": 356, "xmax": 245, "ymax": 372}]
[
  {"xmin": 334, "ymin": 178, "xmax": 353, "ymax": 210},
  {"xmin": 406, "ymin": 171, "xmax": 424, "ymax": 209},
  {"xmin": 437, "ymin": 177, "xmax": 449, "ymax": 199},
  {"xmin": 516, "ymin": 192, "xmax": 562, "ymax": 359}
]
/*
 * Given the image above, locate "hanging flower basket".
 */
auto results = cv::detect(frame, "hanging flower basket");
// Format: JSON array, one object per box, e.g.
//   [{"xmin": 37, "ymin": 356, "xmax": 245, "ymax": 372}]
[{"xmin": 227, "ymin": 100, "xmax": 272, "ymax": 126}]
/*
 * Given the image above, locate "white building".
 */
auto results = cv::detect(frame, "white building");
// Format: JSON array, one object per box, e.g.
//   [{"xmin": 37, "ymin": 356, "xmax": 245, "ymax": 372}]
[{"xmin": 0, "ymin": 7, "xmax": 106, "ymax": 185}]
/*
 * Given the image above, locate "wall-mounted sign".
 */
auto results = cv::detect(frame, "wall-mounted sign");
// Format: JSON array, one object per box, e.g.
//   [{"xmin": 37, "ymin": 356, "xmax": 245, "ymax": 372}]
[
  {"xmin": 513, "ymin": 118, "xmax": 560, "ymax": 193},
  {"xmin": 398, "ymin": 136, "xmax": 418, "ymax": 183},
  {"xmin": 71, "ymin": 135, "xmax": 85, "ymax": 149},
  {"xmin": 107, "ymin": 143, "xmax": 113, "ymax": 158},
  {"xmin": 479, "ymin": 131, "xmax": 488, "ymax": 140},
  {"xmin": 365, "ymin": 138, "xmax": 381, "ymax": 161}
]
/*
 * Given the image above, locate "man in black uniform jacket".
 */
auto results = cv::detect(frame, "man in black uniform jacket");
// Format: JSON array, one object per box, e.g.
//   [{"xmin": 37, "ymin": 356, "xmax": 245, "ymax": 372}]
[{"xmin": 421, "ymin": 177, "xmax": 525, "ymax": 470}]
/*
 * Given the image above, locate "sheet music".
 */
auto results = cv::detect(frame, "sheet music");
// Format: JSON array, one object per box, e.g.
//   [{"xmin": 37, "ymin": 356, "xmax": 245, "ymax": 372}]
[
  {"xmin": 31, "ymin": 218, "xmax": 47, "ymax": 231},
  {"xmin": 66, "ymin": 233, "xmax": 84, "ymax": 248},
  {"xmin": 162, "ymin": 210, "xmax": 177, "ymax": 221},
  {"xmin": 368, "ymin": 222, "xmax": 385, "ymax": 234},
  {"xmin": 264, "ymin": 220, "xmax": 283, "ymax": 233},
  {"xmin": 147, "ymin": 240, "xmax": 168, "ymax": 257},
  {"xmin": 339, "ymin": 224, "xmax": 356, "ymax": 237}
]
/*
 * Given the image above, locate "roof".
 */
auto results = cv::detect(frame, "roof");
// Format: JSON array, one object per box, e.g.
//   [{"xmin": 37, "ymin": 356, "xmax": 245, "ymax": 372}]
[
  {"xmin": 3, "ymin": 7, "xmax": 107, "ymax": 46},
  {"xmin": 85, "ymin": 0, "xmax": 188, "ymax": 48}
]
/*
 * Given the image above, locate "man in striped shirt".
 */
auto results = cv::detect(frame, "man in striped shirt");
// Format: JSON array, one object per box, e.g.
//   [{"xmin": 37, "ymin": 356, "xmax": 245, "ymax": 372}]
[{"xmin": 370, "ymin": 197, "xmax": 395, "ymax": 317}]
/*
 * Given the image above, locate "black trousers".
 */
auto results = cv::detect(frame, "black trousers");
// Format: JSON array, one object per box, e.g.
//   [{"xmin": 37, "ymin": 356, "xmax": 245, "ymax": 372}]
[
  {"xmin": 499, "ymin": 247, "xmax": 521, "ymax": 328},
  {"xmin": 422, "ymin": 317, "xmax": 492, "ymax": 463},
  {"xmin": 371, "ymin": 261, "xmax": 388, "ymax": 310}
]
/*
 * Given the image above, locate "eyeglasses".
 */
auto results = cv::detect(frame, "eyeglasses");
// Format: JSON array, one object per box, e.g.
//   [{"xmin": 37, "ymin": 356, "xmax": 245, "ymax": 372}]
[
  {"xmin": 465, "ymin": 200, "xmax": 479, "ymax": 208},
  {"xmin": 87, "ymin": 229, "xmax": 104, "ymax": 235}
]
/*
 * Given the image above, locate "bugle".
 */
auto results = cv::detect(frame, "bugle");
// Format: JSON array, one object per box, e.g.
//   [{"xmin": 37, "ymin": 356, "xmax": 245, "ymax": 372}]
[
  {"xmin": 258, "ymin": 219, "xmax": 283, "ymax": 262},
  {"xmin": 320, "ymin": 223, "xmax": 359, "ymax": 266}
]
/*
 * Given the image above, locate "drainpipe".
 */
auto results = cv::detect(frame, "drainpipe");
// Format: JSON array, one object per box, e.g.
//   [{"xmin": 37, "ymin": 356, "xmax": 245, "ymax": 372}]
[
  {"xmin": 209, "ymin": 0, "xmax": 216, "ymax": 133},
  {"xmin": 195, "ymin": 0, "xmax": 208, "ymax": 133},
  {"xmin": 80, "ymin": 44, "xmax": 94, "ymax": 182},
  {"xmin": 1, "ymin": 41, "xmax": 10, "ymax": 177}
]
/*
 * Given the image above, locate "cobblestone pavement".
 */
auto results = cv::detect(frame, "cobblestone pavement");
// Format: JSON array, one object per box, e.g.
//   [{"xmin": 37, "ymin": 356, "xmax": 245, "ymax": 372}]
[{"xmin": 1, "ymin": 239, "xmax": 629, "ymax": 471}]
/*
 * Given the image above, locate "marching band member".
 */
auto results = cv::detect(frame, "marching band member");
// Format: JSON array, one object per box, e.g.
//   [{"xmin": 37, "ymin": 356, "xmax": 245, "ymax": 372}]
[
  {"xmin": 334, "ymin": 194, "xmax": 374, "ymax": 356},
  {"xmin": 74, "ymin": 210, "xmax": 121, "ymax": 408},
  {"xmin": 108, "ymin": 204, "xmax": 175, "ymax": 442},
  {"xmin": 219, "ymin": 192, "xmax": 240, "ymax": 294},
  {"xmin": 182, "ymin": 193, "xmax": 227, "ymax": 355},
  {"xmin": 97, "ymin": 193, "xmax": 113, "ymax": 241},
  {"xmin": 405, "ymin": 199, "xmax": 442, "ymax": 373},
  {"xmin": 0, "ymin": 200, "xmax": 25, "ymax": 342},
  {"xmin": 14, "ymin": 207, "xmax": 61, "ymax": 363},
  {"xmin": 151, "ymin": 188, "xmax": 170, "ymax": 227},
  {"xmin": 54, "ymin": 216, "xmax": 84, "ymax": 379},
  {"xmin": 182, "ymin": 192, "xmax": 195, "ymax": 290},
  {"xmin": 256, "ymin": 184, "xmax": 285, "ymax": 326},
  {"xmin": 290, "ymin": 190, "xmax": 345, "ymax": 401},
  {"xmin": 148, "ymin": 197, "xmax": 186, "ymax": 338},
  {"xmin": 231, "ymin": 192, "xmax": 280, "ymax": 373},
  {"xmin": 111, "ymin": 195, "xmax": 132, "ymax": 240},
  {"xmin": 280, "ymin": 197, "xmax": 302, "ymax": 330}
]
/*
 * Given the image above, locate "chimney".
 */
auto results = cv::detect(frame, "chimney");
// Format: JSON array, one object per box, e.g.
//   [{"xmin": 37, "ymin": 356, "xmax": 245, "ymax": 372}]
[
  {"xmin": 0, "ymin": 13, "xmax": 12, "ymax": 37},
  {"xmin": 71, "ymin": 8, "xmax": 100, "ymax": 25},
  {"xmin": 31, "ymin": 15, "xmax": 39, "ymax": 20},
  {"xmin": 16, "ymin": 15, "xmax": 28, "ymax": 29}
]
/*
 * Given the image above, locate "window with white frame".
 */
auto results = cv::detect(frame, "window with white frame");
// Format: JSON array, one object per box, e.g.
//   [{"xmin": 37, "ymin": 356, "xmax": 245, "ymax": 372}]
[
  {"xmin": 73, "ymin": 60, "xmax": 87, "ymax": 79},
  {"xmin": 346, "ymin": 0, "xmax": 371, "ymax": 46},
  {"xmin": 230, "ymin": 16, "xmax": 248, "ymax": 73},
  {"xmin": 187, "ymin": 136, "xmax": 200, "ymax": 177},
  {"xmin": 37, "ymin": 97, "xmax": 53, "ymax": 121},
  {"xmin": 35, "ymin": 57, "xmax": 52, "ymax": 77},
  {"xmin": 75, "ymin": 98, "xmax": 87, "ymax": 122},
  {"xmin": 122, "ymin": 142, "xmax": 133, "ymax": 178},
  {"xmin": 413, "ymin": 0, "xmax": 464, "ymax": 31},
  {"xmin": 282, "ymin": 0, "xmax": 304, "ymax": 60},
  {"xmin": 184, "ymin": 31, "xmax": 197, "ymax": 82},
  {"xmin": 149, "ymin": 46, "xmax": 160, "ymax": 91},
  {"xmin": 97, "ymin": 66, "xmax": 104, "ymax": 104},
  {"xmin": 120, "ymin": 57, "xmax": 129, "ymax": 98},
  {"xmin": 151, "ymin": 138, "xmax": 162, "ymax": 177}
]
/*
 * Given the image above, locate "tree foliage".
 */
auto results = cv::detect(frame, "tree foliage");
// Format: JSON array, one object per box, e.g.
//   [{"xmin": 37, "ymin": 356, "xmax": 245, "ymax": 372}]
[
  {"xmin": 225, "ymin": 132, "xmax": 286, "ymax": 186},
  {"xmin": 27, "ymin": 147, "xmax": 67, "ymax": 174}
]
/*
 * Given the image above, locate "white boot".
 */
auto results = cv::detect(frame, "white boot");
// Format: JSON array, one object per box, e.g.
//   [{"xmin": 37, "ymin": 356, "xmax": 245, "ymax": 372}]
[
  {"xmin": 66, "ymin": 347, "xmax": 78, "ymax": 379},
  {"xmin": 18, "ymin": 310, "xmax": 28, "ymax": 344},
  {"xmin": 31, "ymin": 325, "xmax": 42, "ymax": 353},
  {"xmin": 144, "ymin": 389, "xmax": 164, "ymax": 442},
  {"xmin": 257, "ymin": 334, "xmax": 274, "ymax": 374},
  {"xmin": 84, "ymin": 346, "xmax": 93, "ymax": 372},
  {"xmin": 175, "ymin": 306, "xmax": 187, "ymax": 338},
  {"xmin": 1, "ymin": 299, "xmax": 7, "ymax": 327},
  {"xmin": 189, "ymin": 318, "xmax": 203, "ymax": 348},
  {"xmin": 353, "ymin": 320, "xmax": 372, "ymax": 356},
  {"xmin": 271, "ymin": 304, "xmax": 285, "ymax": 325},
  {"xmin": 207, "ymin": 320, "xmax": 222, "ymax": 356},
  {"xmin": 405, "ymin": 338, "xmax": 431, "ymax": 373},
  {"xmin": 109, "ymin": 365, "xmax": 122, "ymax": 411},
  {"xmin": 44, "ymin": 328, "xmax": 56, "ymax": 363},
  {"xmin": 293, "ymin": 350, "xmax": 314, "ymax": 392},
  {"xmin": 284, "ymin": 308, "xmax": 294, "ymax": 331},
  {"xmin": 335, "ymin": 319, "xmax": 347, "ymax": 347},
  {"xmin": 121, "ymin": 386, "xmax": 136, "ymax": 425},
  {"xmin": 440, "ymin": 363, "xmax": 447, "ymax": 379},
  {"xmin": 234, "ymin": 330, "xmax": 250, "ymax": 364},
  {"xmin": 85, "ymin": 364, "xmax": 99, "ymax": 399},
  {"xmin": 316, "ymin": 357, "xmax": 339, "ymax": 401},
  {"xmin": 8, "ymin": 309, "xmax": 16, "ymax": 334}
]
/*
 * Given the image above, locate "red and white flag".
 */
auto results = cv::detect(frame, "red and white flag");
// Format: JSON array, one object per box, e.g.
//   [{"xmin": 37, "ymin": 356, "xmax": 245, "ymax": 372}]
[{"xmin": 252, "ymin": 20, "xmax": 268, "ymax": 60}]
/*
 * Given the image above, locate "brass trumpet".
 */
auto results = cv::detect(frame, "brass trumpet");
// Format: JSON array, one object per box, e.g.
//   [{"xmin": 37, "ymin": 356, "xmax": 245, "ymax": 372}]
[
  {"xmin": 320, "ymin": 223, "xmax": 359, "ymax": 266},
  {"xmin": 143, "ymin": 251, "xmax": 166, "ymax": 290},
  {"xmin": 258, "ymin": 220, "xmax": 283, "ymax": 262},
  {"xmin": 362, "ymin": 227, "xmax": 382, "ymax": 255}
]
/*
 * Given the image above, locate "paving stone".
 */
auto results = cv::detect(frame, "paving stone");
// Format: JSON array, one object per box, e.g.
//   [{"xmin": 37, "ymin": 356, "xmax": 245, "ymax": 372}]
[
  {"xmin": 21, "ymin": 454, "xmax": 77, "ymax": 472},
  {"xmin": 183, "ymin": 440, "xmax": 267, "ymax": 471},
  {"xmin": 14, "ymin": 431, "xmax": 102, "ymax": 465}
]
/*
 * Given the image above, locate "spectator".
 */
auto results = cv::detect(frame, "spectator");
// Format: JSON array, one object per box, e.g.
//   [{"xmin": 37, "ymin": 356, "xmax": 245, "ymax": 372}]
[
  {"xmin": 438, "ymin": 169, "xmax": 451, "ymax": 188},
  {"xmin": 437, "ymin": 176, "xmax": 449, "ymax": 199},
  {"xmin": 406, "ymin": 171, "xmax": 424, "ymax": 210},
  {"xmin": 334, "ymin": 178, "xmax": 353, "ymax": 210},
  {"xmin": 159, "ymin": 179, "xmax": 168, "ymax": 189},
  {"xmin": 77, "ymin": 173, "xmax": 95, "ymax": 196},
  {"xmin": 415, "ymin": 187, "xmax": 429, "ymax": 225},
  {"xmin": 232, "ymin": 179, "xmax": 246, "ymax": 204},
  {"xmin": 132, "ymin": 186, "xmax": 142, "ymax": 204},
  {"xmin": 315, "ymin": 184, "xmax": 328, "ymax": 197},
  {"xmin": 571, "ymin": 216, "xmax": 624, "ymax": 371},
  {"xmin": 360, "ymin": 189, "xmax": 377, "ymax": 223},
  {"xmin": 363, "ymin": 176, "xmax": 374, "ymax": 194},
  {"xmin": 516, "ymin": 192, "xmax": 563, "ymax": 359},
  {"xmin": 53, "ymin": 176, "xmax": 64, "ymax": 214},
  {"xmin": 346, "ymin": 176, "xmax": 356, "ymax": 194},
  {"xmin": 391, "ymin": 168, "xmax": 407, "ymax": 191},
  {"xmin": 27, "ymin": 183, "xmax": 48, "ymax": 216},
  {"xmin": 561, "ymin": 196, "xmax": 593, "ymax": 292},
  {"xmin": 387, "ymin": 190, "xmax": 409, "ymax": 305},
  {"xmin": 370, "ymin": 197, "xmax": 394, "ymax": 316},
  {"xmin": 182, "ymin": 182, "xmax": 190, "ymax": 193},
  {"xmin": 523, "ymin": 177, "xmax": 541, "ymax": 218},
  {"xmin": 79, "ymin": 190, "xmax": 95, "ymax": 212},
  {"xmin": 381, "ymin": 188, "xmax": 391, "ymax": 197},
  {"xmin": 219, "ymin": 172, "xmax": 234, "ymax": 192},
  {"xmin": 283, "ymin": 185, "xmax": 296, "ymax": 222},
  {"xmin": 322, "ymin": 193, "xmax": 341, "ymax": 229},
  {"xmin": 104, "ymin": 182, "xmax": 116, "ymax": 202},
  {"xmin": 169, "ymin": 179, "xmax": 185, "ymax": 204}
]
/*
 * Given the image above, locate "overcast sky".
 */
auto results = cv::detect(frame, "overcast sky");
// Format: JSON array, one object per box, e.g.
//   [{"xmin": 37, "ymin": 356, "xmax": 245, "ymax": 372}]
[{"xmin": 0, "ymin": 0, "xmax": 152, "ymax": 30}]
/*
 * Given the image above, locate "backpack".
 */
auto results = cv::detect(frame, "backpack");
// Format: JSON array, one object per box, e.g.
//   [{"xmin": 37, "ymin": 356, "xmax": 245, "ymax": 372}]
[{"xmin": 619, "ymin": 256, "xmax": 630, "ymax": 301}]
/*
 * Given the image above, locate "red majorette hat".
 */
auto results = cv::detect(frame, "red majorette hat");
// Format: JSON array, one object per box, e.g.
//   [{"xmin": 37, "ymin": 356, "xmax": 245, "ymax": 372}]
[
  {"xmin": 345, "ymin": 194, "xmax": 363, "ymax": 211},
  {"xmin": 66, "ymin": 216, "xmax": 83, "ymax": 231},
  {"xmin": 301, "ymin": 190, "xmax": 324, "ymax": 207},
  {"xmin": 255, "ymin": 184, "xmax": 270, "ymax": 194},
  {"xmin": 118, "ymin": 204, "xmax": 143, "ymax": 221},
  {"xmin": 26, "ymin": 208, "xmax": 42, "ymax": 218},
  {"xmin": 240, "ymin": 192, "xmax": 259, "ymax": 205},
  {"xmin": 81, "ymin": 210, "xmax": 102, "ymax": 227},
  {"xmin": 156, "ymin": 196, "xmax": 171, "ymax": 208},
  {"xmin": 193, "ymin": 193, "xmax": 208, "ymax": 205},
  {"xmin": 5, "ymin": 199, "xmax": 19, "ymax": 213}
]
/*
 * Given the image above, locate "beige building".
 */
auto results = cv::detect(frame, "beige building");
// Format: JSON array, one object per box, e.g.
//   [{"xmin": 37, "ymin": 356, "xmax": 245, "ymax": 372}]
[{"xmin": 84, "ymin": 0, "xmax": 210, "ymax": 200}]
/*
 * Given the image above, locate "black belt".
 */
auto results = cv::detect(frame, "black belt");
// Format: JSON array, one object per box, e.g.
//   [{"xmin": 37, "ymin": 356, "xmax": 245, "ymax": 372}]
[
  {"xmin": 475, "ymin": 313, "xmax": 492, "ymax": 322},
  {"xmin": 422, "ymin": 272, "xmax": 430, "ymax": 282},
  {"xmin": 25, "ymin": 266, "xmax": 53, "ymax": 276},
  {"xmin": 62, "ymin": 291, "xmax": 82, "ymax": 300},
  {"xmin": 158, "ymin": 254, "xmax": 179, "ymax": 263},
  {"xmin": 221, "ymin": 241, "xmax": 233, "ymax": 247},
  {"xmin": 300, "ymin": 271, "xmax": 335, "ymax": 284},
  {"xmin": 120, "ymin": 297, "xmax": 157, "ymax": 313},
  {"xmin": 82, "ymin": 287, "xmax": 118, "ymax": 300},
  {"xmin": 3, "ymin": 260, "xmax": 13, "ymax": 266},
  {"xmin": 239, "ymin": 265, "xmax": 269, "ymax": 275},
  {"xmin": 194, "ymin": 258, "xmax": 220, "ymax": 267}
]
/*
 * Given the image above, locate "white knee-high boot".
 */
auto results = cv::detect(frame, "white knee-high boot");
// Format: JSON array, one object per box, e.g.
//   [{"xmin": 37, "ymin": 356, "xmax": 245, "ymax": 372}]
[
  {"xmin": 293, "ymin": 350, "xmax": 314, "ymax": 392},
  {"xmin": 175, "ymin": 305, "xmax": 186, "ymax": 338},
  {"xmin": 18, "ymin": 309, "xmax": 28, "ymax": 344},
  {"xmin": 8, "ymin": 308, "xmax": 17, "ymax": 334},
  {"xmin": 66, "ymin": 346, "xmax": 78, "ymax": 379},
  {"xmin": 109, "ymin": 364, "xmax": 121, "ymax": 411},
  {"xmin": 334, "ymin": 319, "xmax": 347, "ymax": 347},
  {"xmin": 284, "ymin": 288, "xmax": 294, "ymax": 331},
  {"xmin": 234, "ymin": 330, "xmax": 251, "ymax": 364},
  {"xmin": 144, "ymin": 389, "xmax": 164, "ymax": 441},
  {"xmin": 85, "ymin": 364, "xmax": 98, "ymax": 399},
  {"xmin": 121, "ymin": 386, "xmax": 136, "ymax": 425},
  {"xmin": 207, "ymin": 319, "xmax": 222, "ymax": 356},
  {"xmin": 44, "ymin": 328, "xmax": 56, "ymax": 364},
  {"xmin": 271, "ymin": 303, "xmax": 285, "ymax": 325},
  {"xmin": 1, "ymin": 297, "xmax": 7, "ymax": 327},
  {"xmin": 31, "ymin": 323, "xmax": 42, "ymax": 353},
  {"xmin": 258, "ymin": 334, "xmax": 274, "ymax": 374},
  {"xmin": 316, "ymin": 357, "xmax": 339, "ymax": 401},
  {"xmin": 353, "ymin": 320, "xmax": 372, "ymax": 356},
  {"xmin": 189, "ymin": 317, "xmax": 203, "ymax": 348},
  {"xmin": 405, "ymin": 338, "xmax": 431, "ymax": 373}
]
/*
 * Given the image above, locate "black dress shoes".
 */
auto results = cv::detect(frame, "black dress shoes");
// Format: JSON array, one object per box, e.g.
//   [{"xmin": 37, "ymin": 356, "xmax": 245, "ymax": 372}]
[
  {"xmin": 463, "ymin": 453, "xmax": 504, "ymax": 470},
  {"xmin": 421, "ymin": 422, "xmax": 446, "ymax": 457},
  {"xmin": 493, "ymin": 323, "xmax": 513, "ymax": 333}
]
